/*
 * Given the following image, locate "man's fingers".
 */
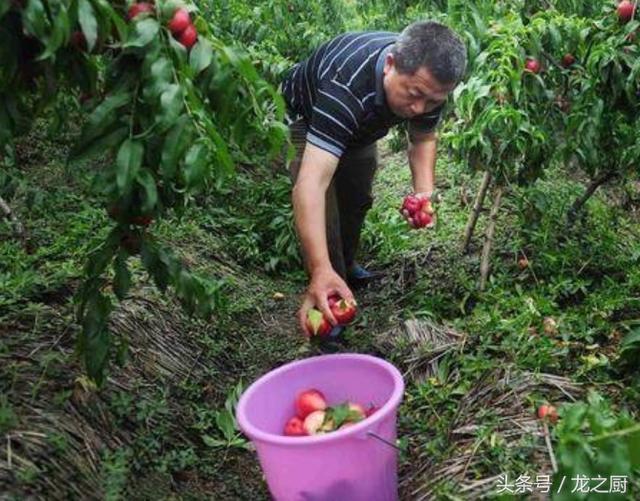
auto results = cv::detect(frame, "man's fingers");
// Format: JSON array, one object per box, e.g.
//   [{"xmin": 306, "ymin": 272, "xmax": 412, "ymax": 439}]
[
  {"xmin": 298, "ymin": 307, "xmax": 310, "ymax": 336},
  {"xmin": 337, "ymin": 285, "xmax": 355, "ymax": 303},
  {"xmin": 298, "ymin": 296, "xmax": 315, "ymax": 336},
  {"xmin": 319, "ymin": 301, "xmax": 337, "ymax": 325}
]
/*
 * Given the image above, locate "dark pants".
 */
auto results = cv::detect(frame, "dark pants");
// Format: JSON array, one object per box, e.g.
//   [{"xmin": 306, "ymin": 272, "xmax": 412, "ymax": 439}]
[{"xmin": 288, "ymin": 120, "xmax": 378, "ymax": 279}]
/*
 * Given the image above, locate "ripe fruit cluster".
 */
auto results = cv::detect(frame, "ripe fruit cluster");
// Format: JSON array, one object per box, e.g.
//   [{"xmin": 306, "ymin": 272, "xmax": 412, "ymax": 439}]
[
  {"xmin": 400, "ymin": 194, "xmax": 433, "ymax": 228},
  {"xmin": 283, "ymin": 389, "xmax": 378, "ymax": 436},
  {"xmin": 127, "ymin": 3, "xmax": 198, "ymax": 49},
  {"xmin": 168, "ymin": 8, "xmax": 198, "ymax": 49},
  {"xmin": 521, "ymin": 5, "xmax": 636, "ymax": 78},
  {"xmin": 305, "ymin": 294, "xmax": 357, "ymax": 337}
]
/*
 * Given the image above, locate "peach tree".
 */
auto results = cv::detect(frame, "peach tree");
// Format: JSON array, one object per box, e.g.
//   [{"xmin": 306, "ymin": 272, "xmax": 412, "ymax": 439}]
[
  {"xmin": 0, "ymin": 0, "xmax": 287, "ymax": 384},
  {"xmin": 447, "ymin": 11, "xmax": 556, "ymax": 288},
  {"xmin": 446, "ymin": 1, "xmax": 639, "ymax": 287},
  {"xmin": 558, "ymin": 1, "xmax": 640, "ymax": 222}
]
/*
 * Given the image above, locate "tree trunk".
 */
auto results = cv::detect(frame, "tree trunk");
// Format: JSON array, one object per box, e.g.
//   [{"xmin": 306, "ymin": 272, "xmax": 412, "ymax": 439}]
[
  {"xmin": 567, "ymin": 170, "xmax": 616, "ymax": 226},
  {"xmin": 479, "ymin": 185, "xmax": 503, "ymax": 291},
  {"xmin": 462, "ymin": 171, "xmax": 492, "ymax": 254}
]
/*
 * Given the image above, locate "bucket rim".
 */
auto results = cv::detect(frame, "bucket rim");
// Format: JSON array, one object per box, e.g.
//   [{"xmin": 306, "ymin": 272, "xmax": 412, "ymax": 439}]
[{"xmin": 236, "ymin": 353, "xmax": 404, "ymax": 446}]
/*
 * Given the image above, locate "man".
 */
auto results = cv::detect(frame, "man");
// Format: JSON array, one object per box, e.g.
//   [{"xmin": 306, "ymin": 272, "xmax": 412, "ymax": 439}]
[{"xmin": 281, "ymin": 21, "xmax": 467, "ymax": 336}]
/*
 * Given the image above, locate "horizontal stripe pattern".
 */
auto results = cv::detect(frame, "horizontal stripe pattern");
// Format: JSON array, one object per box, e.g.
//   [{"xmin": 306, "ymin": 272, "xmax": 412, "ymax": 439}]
[{"xmin": 282, "ymin": 31, "xmax": 444, "ymax": 158}]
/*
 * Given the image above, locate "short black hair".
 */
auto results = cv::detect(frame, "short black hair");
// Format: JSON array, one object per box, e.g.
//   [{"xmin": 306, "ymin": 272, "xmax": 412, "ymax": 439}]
[{"xmin": 391, "ymin": 21, "xmax": 467, "ymax": 84}]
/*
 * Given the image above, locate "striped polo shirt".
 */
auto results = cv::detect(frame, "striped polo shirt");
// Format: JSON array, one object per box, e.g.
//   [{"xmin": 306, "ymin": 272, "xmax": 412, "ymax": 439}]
[{"xmin": 281, "ymin": 31, "xmax": 444, "ymax": 158}]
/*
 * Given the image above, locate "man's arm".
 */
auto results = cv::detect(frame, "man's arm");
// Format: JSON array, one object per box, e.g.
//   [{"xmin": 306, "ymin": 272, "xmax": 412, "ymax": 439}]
[
  {"xmin": 292, "ymin": 143, "xmax": 354, "ymax": 334},
  {"xmin": 293, "ymin": 143, "xmax": 337, "ymax": 273},
  {"xmin": 407, "ymin": 129, "xmax": 438, "ymax": 197}
]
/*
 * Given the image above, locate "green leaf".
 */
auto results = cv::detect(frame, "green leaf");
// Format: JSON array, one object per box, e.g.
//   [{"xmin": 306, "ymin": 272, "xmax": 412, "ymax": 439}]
[
  {"xmin": 146, "ymin": 57, "xmax": 173, "ymax": 99},
  {"xmin": 184, "ymin": 142, "xmax": 209, "ymax": 188},
  {"xmin": 140, "ymin": 240, "xmax": 169, "ymax": 292},
  {"xmin": 0, "ymin": 3, "xmax": 10, "ymax": 18},
  {"xmin": 136, "ymin": 169, "xmax": 158, "ymax": 213},
  {"xmin": 202, "ymin": 435, "xmax": 226, "ymax": 447},
  {"xmin": 69, "ymin": 126, "xmax": 129, "ymax": 163},
  {"xmin": 628, "ymin": 430, "xmax": 640, "ymax": 468},
  {"xmin": 80, "ymin": 292, "xmax": 113, "ymax": 386},
  {"xmin": 113, "ymin": 253, "xmax": 131, "ymax": 300},
  {"xmin": 78, "ymin": 0, "xmax": 98, "ymax": 52},
  {"xmin": 39, "ymin": 4, "xmax": 70, "ymax": 60},
  {"xmin": 97, "ymin": 0, "xmax": 128, "ymax": 41},
  {"xmin": 160, "ymin": 115, "xmax": 191, "ymax": 180},
  {"xmin": 86, "ymin": 239, "xmax": 117, "ymax": 278},
  {"xmin": 79, "ymin": 92, "xmax": 132, "ymax": 144},
  {"xmin": 190, "ymin": 39, "xmax": 214, "ymax": 74},
  {"xmin": 327, "ymin": 402, "xmax": 363, "ymax": 428},
  {"xmin": 620, "ymin": 326, "xmax": 640, "ymax": 362},
  {"xmin": 22, "ymin": 0, "xmax": 49, "ymax": 40},
  {"xmin": 207, "ymin": 125, "xmax": 234, "ymax": 176},
  {"xmin": 116, "ymin": 139, "xmax": 144, "ymax": 194},
  {"xmin": 124, "ymin": 18, "xmax": 159, "ymax": 48},
  {"xmin": 216, "ymin": 410, "xmax": 236, "ymax": 441},
  {"xmin": 158, "ymin": 84, "xmax": 184, "ymax": 127}
]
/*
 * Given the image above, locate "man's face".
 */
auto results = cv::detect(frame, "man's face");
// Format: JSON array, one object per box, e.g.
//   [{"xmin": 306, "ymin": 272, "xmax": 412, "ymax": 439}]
[{"xmin": 383, "ymin": 53, "xmax": 456, "ymax": 118}]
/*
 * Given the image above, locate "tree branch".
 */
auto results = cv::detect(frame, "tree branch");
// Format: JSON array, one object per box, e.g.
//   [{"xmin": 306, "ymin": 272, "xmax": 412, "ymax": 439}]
[
  {"xmin": 479, "ymin": 185, "xmax": 503, "ymax": 291},
  {"xmin": 462, "ymin": 170, "xmax": 492, "ymax": 254},
  {"xmin": 567, "ymin": 170, "xmax": 617, "ymax": 226}
]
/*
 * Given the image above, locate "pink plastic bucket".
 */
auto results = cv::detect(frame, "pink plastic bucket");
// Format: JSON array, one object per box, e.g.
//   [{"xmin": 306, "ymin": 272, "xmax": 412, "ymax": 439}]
[{"xmin": 236, "ymin": 353, "xmax": 405, "ymax": 501}]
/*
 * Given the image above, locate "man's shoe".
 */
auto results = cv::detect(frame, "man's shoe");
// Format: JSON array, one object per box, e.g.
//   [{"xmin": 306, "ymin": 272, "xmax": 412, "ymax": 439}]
[
  {"xmin": 328, "ymin": 325, "xmax": 345, "ymax": 338},
  {"xmin": 347, "ymin": 263, "xmax": 383, "ymax": 289}
]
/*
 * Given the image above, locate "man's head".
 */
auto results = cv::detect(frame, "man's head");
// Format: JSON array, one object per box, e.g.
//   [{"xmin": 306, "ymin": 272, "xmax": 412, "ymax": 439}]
[{"xmin": 383, "ymin": 21, "xmax": 467, "ymax": 119}]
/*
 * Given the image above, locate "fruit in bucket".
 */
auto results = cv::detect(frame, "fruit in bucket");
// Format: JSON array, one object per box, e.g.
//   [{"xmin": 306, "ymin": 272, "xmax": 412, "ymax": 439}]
[
  {"xmin": 303, "ymin": 410, "xmax": 328, "ymax": 435},
  {"xmin": 284, "ymin": 416, "xmax": 306, "ymax": 436},
  {"xmin": 283, "ymin": 389, "xmax": 379, "ymax": 437},
  {"xmin": 295, "ymin": 389, "xmax": 327, "ymax": 419},
  {"xmin": 347, "ymin": 402, "xmax": 366, "ymax": 420}
]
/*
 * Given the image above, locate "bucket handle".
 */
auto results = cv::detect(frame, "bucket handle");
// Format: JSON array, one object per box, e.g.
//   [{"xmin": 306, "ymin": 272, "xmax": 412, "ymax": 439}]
[{"xmin": 366, "ymin": 431, "xmax": 402, "ymax": 451}]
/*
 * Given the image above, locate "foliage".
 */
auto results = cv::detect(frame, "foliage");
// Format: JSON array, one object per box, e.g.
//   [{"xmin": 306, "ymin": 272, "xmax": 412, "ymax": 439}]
[
  {"xmin": 203, "ymin": 0, "xmax": 350, "ymax": 82},
  {"xmin": 2, "ymin": 1, "xmax": 640, "ymax": 497},
  {"xmin": 210, "ymin": 171, "xmax": 301, "ymax": 273},
  {"xmin": 1, "ymin": 0, "xmax": 287, "ymax": 384},
  {"xmin": 200, "ymin": 381, "xmax": 250, "ymax": 449},
  {"xmin": 553, "ymin": 392, "xmax": 640, "ymax": 500}
]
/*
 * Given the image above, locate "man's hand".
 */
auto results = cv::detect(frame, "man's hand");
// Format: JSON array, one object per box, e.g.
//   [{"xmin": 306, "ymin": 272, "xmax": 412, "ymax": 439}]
[{"xmin": 298, "ymin": 266, "xmax": 354, "ymax": 336}]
